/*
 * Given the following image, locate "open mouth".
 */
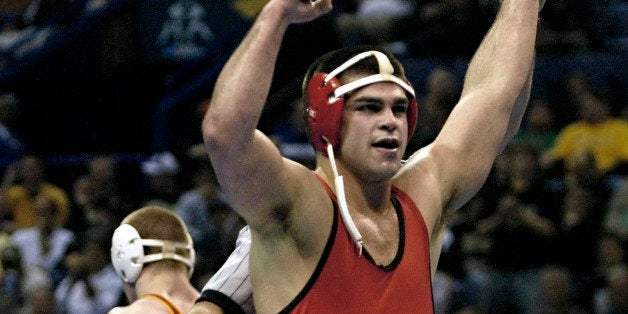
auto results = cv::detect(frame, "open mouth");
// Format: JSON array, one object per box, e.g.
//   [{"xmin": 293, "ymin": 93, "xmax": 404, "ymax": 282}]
[{"xmin": 373, "ymin": 138, "xmax": 400, "ymax": 150}]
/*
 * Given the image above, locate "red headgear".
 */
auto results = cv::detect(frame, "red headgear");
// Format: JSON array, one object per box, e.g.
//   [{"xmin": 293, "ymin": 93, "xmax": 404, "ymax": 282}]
[{"xmin": 306, "ymin": 51, "xmax": 418, "ymax": 154}]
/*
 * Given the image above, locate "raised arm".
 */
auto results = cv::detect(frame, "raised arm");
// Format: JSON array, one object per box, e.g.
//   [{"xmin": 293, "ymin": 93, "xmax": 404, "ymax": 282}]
[
  {"xmin": 419, "ymin": 0, "xmax": 542, "ymax": 212},
  {"xmin": 202, "ymin": 0, "xmax": 332, "ymax": 226}
]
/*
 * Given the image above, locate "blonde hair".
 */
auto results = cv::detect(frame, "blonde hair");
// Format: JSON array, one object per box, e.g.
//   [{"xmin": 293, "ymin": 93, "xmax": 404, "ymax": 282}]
[{"xmin": 121, "ymin": 206, "xmax": 192, "ymax": 258}]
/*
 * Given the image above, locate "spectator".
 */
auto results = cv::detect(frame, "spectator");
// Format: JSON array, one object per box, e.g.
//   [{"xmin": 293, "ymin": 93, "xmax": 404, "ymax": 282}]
[
  {"xmin": 536, "ymin": 0, "xmax": 610, "ymax": 53},
  {"xmin": 593, "ymin": 232, "xmax": 626, "ymax": 286},
  {"xmin": 403, "ymin": 0, "xmax": 495, "ymax": 58},
  {"xmin": 0, "ymin": 155, "xmax": 71, "ymax": 230},
  {"xmin": 594, "ymin": 265, "xmax": 628, "ymax": 314},
  {"xmin": 537, "ymin": 266, "xmax": 588, "ymax": 314},
  {"xmin": 10, "ymin": 193, "xmax": 74, "ymax": 287},
  {"xmin": 69, "ymin": 154, "xmax": 129, "ymax": 234},
  {"xmin": 592, "ymin": 231, "xmax": 627, "ymax": 314},
  {"xmin": 473, "ymin": 143, "xmax": 560, "ymax": 313},
  {"xmin": 0, "ymin": 245, "xmax": 25, "ymax": 312},
  {"xmin": 83, "ymin": 155, "xmax": 126, "ymax": 210},
  {"xmin": 440, "ymin": 194, "xmax": 493, "ymax": 312},
  {"xmin": 603, "ymin": 177, "xmax": 627, "ymax": 238},
  {"xmin": 25, "ymin": 284, "xmax": 56, "ymax": 314},
  {"xmin": 408, "ymin": 66, "xmax": 460, "ymax": 153},
  {"xmin": 512, "ymin": 97, "xmax": 559, "ymax": 152},
  {"xmin": 335, "ymin": 0, "xmax": 415, "ymax": 51},
  {"xmin": 541, "ymin": 85, "xmax": 628, "ymax": 176},
  {"xmin": 54, "ymin": 234, "xmax": 122, "ymax": 314},
  {"xmin": 140, "ymin": 151, "xmax": 181, "ymax": 210},
  {"xmin": 552, "ymin": 181, "xmax": 607, "ymax": 310}
]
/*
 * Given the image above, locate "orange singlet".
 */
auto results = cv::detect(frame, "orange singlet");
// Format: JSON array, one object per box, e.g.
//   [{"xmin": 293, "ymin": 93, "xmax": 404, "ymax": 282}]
[{"xmin": 141, "ymin": 294, "xmax": 183, "ymax": 314}]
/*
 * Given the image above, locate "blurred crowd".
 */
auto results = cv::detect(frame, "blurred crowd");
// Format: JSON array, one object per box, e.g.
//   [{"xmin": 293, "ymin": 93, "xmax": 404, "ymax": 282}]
[
  {"xmin": 0, "ymin": 0, "xmax": 626, "ymax": 313},
  {"xmin": 0, "ymin": 149, "xmax": 247, "ymax": 313}
]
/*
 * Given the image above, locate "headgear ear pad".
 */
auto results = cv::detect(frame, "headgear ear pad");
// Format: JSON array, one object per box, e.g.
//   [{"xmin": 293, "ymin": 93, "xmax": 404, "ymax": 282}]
[
  {"xmin": 306, "ymin": 52, "xmax": 418, "ymax": 154},
  {"xmin": 307, "ymin": 73, "xmax": 344, "ymax": 153},
  {"xmin": 111, "ymin": 224, "xmax": 195, "ymax": 284}
]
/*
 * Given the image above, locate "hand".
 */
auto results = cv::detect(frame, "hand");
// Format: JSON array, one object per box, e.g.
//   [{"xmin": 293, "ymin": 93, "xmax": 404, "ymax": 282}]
[
  {"xmin": 274, "ymin": 0, "xmax": 333, "ymax": 24},
  {"xmin": 500, "ymin": 0, "xmax": 545, "ymax": 12}
]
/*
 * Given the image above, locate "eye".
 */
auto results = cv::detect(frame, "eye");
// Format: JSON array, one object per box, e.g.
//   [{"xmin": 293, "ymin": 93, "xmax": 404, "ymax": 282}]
[
  {"xmin": 357, "ymin": 103, "xmax": 381, "ymax": 112},
  {"xmin": 392, "ymin": 102, "xmax": 409, "ymax": 115}
]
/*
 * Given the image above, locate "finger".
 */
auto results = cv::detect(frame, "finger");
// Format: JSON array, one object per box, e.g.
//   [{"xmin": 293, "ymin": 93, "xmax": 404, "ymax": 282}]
[{"xmin": 310, "ymin": 0, "xmax": 332, "ymax": 12}]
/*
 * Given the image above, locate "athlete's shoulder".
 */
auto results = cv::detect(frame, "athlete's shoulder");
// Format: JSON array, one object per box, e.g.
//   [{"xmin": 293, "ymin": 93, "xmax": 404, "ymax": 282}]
[
  {"xmin": 107, "ymin": 299, "xmax": 169, "ymax": 314},
  {"xmin": 107, "ymin": 305, "xmax": 128, "ymax": 314}
]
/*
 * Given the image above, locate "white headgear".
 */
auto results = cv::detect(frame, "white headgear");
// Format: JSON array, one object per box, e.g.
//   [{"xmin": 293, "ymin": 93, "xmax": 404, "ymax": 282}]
[{"xmin": 110, "ymin": 223, "xmax": 195, "ymax": 284}]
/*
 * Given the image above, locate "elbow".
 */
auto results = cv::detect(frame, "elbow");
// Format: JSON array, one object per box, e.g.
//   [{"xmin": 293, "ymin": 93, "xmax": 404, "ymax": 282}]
[
  {"xmin": 202, "ymin": 111, "xmax": 255, "ymax": 154},
  {"xmin": 202, "ymin": 113, "xmax": 225, "ymax": 150}
]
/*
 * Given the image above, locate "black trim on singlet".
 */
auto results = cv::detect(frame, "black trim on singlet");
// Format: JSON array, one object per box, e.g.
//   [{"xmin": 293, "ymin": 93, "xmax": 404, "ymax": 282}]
[
  {"xmin": 362, "ymin": 195, "xmax": 405, "ymax": 271},
  {"xmin": 279, "ymin": 173, "xmax": 407, "ymax": 313},
  {"xmin": 196, "ymin": 290, "xmax": 246, "ymax": 314},
  {"xmin": 278, "ymin": 196, "xmax": 339, "ymax": 314}
]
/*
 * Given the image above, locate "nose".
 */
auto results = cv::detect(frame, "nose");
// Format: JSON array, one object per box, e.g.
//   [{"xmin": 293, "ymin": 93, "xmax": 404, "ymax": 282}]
[{"xmin": 379, "ymin": 107, "xmax": 399, "ymax": 132}]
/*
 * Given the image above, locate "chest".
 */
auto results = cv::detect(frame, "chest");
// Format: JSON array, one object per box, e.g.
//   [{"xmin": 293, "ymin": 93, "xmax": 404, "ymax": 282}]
[
  {"xmin": 285, "ymin": 199, "xmax": 435, "ymax": 313},
  {"xmin": 354, "ymin": 209, "xmax": 400, "ymax": 266}
]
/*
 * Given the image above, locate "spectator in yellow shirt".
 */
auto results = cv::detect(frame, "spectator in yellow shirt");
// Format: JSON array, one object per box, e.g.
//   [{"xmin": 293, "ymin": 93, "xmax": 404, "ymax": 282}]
[
  {"xmin": 1, "ymin": 155, "xmax": 69, "ymax": 230},
  {"xmin": 542, "ymin": 91, "xmax": 628, "ymax": 174}
]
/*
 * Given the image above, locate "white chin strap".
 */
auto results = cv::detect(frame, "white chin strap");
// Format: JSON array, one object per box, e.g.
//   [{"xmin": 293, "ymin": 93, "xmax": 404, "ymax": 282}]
[{"xmin": 325, "ymin": 139, "xmax": 363, "ymax": 255}]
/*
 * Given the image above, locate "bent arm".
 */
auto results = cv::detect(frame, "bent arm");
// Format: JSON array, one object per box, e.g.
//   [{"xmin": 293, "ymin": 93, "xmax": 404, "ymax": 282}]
[
  {"xmin": 429, "ymin": 0, "xmax": 540, "ymax": 212},
  {"xmin": 202, "ymin": 1, "xmax": 332, "ymax": 227}
]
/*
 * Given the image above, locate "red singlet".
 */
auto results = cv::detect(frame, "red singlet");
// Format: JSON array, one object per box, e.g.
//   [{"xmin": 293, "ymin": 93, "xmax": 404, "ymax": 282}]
[{"xmin": 281, "ymin": 175, "xmax": 434, "ymax": 313}]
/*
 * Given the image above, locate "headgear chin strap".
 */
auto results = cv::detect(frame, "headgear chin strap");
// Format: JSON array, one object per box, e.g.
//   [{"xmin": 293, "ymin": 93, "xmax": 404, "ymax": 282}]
[
  {"xmin": 307, "ymin": 50, "xmax": 418, "ymax": 155},
  {"xmin": 111, "ymin": 224, "xmax": 196, "ymax": 284},
  {"xmin": 324, "ymin": 138, "xmax": 363, "ymax": 255}
]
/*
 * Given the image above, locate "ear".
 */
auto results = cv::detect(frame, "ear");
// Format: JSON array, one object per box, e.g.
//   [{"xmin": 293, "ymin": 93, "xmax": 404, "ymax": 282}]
[{"xmin": 122, "ymin": 281, "xmax": 137, "ymax": 303}]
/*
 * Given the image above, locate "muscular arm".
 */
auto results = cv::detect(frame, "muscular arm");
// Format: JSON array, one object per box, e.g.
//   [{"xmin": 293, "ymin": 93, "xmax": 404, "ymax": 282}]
[
  {"xmin": 422, "ymin": 0, "xmax": 540, "ymax": 213},
  {"xmin": 201, "ymin": 1, "xmax": 332, "ymax": 228}
]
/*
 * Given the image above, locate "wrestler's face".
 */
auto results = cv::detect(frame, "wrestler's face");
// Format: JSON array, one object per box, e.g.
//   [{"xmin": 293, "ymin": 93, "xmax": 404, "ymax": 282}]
[{"xmin": 339, "ymin": 73, "xmax": 409, "ymax": 181}]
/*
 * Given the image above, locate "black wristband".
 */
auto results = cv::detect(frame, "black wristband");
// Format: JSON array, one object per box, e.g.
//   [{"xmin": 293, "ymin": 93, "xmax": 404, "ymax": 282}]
[{"xmin": 196, "ymin": 289, "xmax": 246, "ymax": 314}]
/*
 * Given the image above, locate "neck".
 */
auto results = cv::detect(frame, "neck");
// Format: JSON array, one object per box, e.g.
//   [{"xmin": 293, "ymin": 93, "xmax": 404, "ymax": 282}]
[
  {"xmin": 315, "ymin": 157, "xmax": 393, "ymax": 213},
  {"xmin": 134, "ymin": 267, "xmax": 199, "ymax": 302}
]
